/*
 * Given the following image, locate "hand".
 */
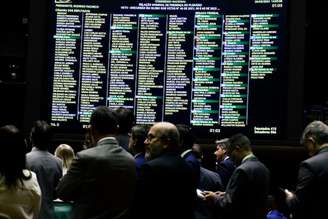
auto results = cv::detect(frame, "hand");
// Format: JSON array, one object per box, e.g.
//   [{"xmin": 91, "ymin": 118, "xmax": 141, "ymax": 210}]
[
  {"xmin": 215, "ymin": 191, "xmax": 225, "ymax": 198},
  {"xmin": 284, "ymin": 189, "xmax": 294, "ymax": 201}
]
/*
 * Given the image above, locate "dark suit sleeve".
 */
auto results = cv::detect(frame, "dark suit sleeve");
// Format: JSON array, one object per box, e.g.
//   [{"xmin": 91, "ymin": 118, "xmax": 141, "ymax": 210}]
[
  {"xmin": 132, "ymin": 163, "xmax": 154, "ymax": 218},
  {"xmin": 215, "ymin": 168, "xmax": 247, "ymax": 211},
  {"xmin": 290, "ymin": 163, "xmax": 315, "ymax": 218},
  {"xmin": 56, "ymin": 154, "xmax": 87, "ymax": 201}
]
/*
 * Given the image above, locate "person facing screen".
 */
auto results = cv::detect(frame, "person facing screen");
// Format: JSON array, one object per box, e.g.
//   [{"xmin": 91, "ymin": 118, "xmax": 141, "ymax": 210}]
[
  {"xmin": 56, "ymin": 106, "xmax": 136, "ymax": 219},
  {"xmin": 26, "ymin": 120, "xmax": 63, "ymax": 219},
  {"xmin": 0, "ymin": 125, "xmax": 41, "ymax": 219},
  {"xmin": 54, "ymin": 144, "xmax": 75, "ymax": 176}
]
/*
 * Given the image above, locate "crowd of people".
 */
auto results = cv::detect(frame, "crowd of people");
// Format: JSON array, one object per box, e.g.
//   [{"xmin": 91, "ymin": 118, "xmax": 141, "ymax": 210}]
[{"xmin": 1, "ymin": 106, "xmax": 328, "ymax": 219}]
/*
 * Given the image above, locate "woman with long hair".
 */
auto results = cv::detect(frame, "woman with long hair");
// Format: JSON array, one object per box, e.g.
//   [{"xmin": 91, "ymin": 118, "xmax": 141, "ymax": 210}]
[{"xmin": 0, "ymin": 125, "xmax": 41, "ymax": 219}]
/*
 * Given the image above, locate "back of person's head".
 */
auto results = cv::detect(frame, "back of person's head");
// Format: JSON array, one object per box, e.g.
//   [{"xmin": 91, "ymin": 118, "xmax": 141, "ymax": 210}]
[
  {"xmin": 228, "ymin": 133, "xmax": 251, "ymax": 152},
  {"xmin": 176, "ymin": 124, "xmax": 195, "ymax": 152},
  {"xmin": 90, "ymin": 106, "xmax": 118, "ymax": 135},
  {"xmin": 30, "ymin": 120, "xmax": 53, "ymax": 150},
  {"xmin": 300, "ymin": 120, "xmax": 328, "ymax": 145},
  {"xmin": 114, "ymin": 107, "xmax": 135, "ymax": 135},
  {"xmin": 0, "ymin": 125, "xmax": 28, "ymax": 187},
  {"xmin": 55, "ymin": 144, "xmax": 75, "ymax": 170}
]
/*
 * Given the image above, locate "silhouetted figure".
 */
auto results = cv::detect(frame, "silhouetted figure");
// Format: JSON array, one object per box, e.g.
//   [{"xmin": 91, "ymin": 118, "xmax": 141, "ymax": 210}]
[
  {"xmin": 26, "ymin": 120, "xmax": 62, "ymax": 219},
  {"xmin": 114, "ymin": 106, "xmax": 135, "ymax": 151},
  {"xmin": 57, "ymin": 106, "xmax": 136, "ymax": 219},
  {"xmin": 285, "ymin": 120, "xmax": 328, "ymax": 219},
  {"xmin": 0, "ymin": 125, "xmax": 41, "ymax": 219}
]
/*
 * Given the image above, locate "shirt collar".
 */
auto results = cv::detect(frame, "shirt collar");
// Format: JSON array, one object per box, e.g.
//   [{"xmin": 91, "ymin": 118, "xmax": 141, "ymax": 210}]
[
  {"xmin": 181, "ymin": 149, "xmax": 193, "ymax": 158},
  {"xmin": 97, "ymin": 136, "xmax": 117, "ymax": 145},
  {"xmin": 241, "ymin": 153, "xmax": 255, "ymax": 164}
]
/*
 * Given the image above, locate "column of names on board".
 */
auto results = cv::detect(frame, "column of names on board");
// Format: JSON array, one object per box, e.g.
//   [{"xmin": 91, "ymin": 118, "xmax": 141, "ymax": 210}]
[
  {"xmin": 79, "ymin": 12, "xmax": 108, "ymax": 122},
  {"xmin": 250, "ymin": 14, "xmax": 279, "ymax": 80},
  {"xmin": 135, "ymin": 14, "xmax": 166, "ymax": 124},
  {"xmin": 108, "ymin": 14, "xmax": 137, "ymax": 109},
  {"xmin": 191, "ymin": 11, "xmax": 222, "ymax": 127},
  {"xmin": 163, "ymin": 14, "xmax": 192, "ymax": 123},
  {"xmin": 51, "ymin": 6, "xmax": 82, "ymax": 123},
  {"xmin": 220, "ymin": 15, "xmax": 250, "ymax": 127}
]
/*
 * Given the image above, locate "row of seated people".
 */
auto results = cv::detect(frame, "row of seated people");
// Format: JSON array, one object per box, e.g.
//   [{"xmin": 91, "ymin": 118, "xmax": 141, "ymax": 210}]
[{"xmin": 1, "ymin": 106, "xmax": 328, "ymax": 219}]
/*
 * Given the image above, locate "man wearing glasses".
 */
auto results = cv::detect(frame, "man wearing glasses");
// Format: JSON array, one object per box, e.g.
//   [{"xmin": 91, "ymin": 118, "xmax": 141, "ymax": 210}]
[
  {"xmin": 132, "ymin": 122, "xmax": 196, "ymax": 219},
  {"xmin": 285, "ymin": 120, "xmax": 328, "ymax": 219}
]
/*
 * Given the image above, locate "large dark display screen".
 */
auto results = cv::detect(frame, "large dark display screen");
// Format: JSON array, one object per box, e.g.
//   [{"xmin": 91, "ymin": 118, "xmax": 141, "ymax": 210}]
[{"xmin": 47, "ymin": 0, "xmax": 288, "ymax": 140}]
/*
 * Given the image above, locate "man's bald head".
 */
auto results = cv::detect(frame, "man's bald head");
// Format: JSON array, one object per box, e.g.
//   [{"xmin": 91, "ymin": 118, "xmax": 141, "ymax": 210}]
[
  {"xmin": 152, "ymin": 122, "xmax": 180, "ymax": 148},
  {"xmin": 145, "ymin": 122, "xmax": 180, "ymax": 160}
]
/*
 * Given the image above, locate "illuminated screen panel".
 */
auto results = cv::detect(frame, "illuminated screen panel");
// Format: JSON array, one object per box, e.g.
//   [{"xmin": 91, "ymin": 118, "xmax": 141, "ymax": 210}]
[{"xmin": 48, "ymin": 0, "xmax": 287, "ymax": 140}]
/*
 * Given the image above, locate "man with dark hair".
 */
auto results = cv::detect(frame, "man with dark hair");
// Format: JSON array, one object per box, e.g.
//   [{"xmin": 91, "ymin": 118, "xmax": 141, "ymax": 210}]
[
  {"xmin": 57, "ymin": 106, "xmax": 136, "ymax": 219},
  {"xmin": 114, "ymin": 106, "xmax": 135, "ymax": 151},
  {"xmin": 176, "ymin": 124, "xmax": 200, "ymax": 185},
  {"xmin": 284, "ymin": 120, "xmax": 328, "ymax": 219},
  {"xmin": 128, "ymin": 124, "xmax": 149, "ymax": 176},
  {"xmin": 26, "ymin": 120, "xmax": 63, "ymax": 219},
  {"xmin": 133, "ymin": 122, "xmax": 196, "ymax": 219},
  {"xmin": 204, "ymin": 133, "xmax": 270, "ymax": 219}
]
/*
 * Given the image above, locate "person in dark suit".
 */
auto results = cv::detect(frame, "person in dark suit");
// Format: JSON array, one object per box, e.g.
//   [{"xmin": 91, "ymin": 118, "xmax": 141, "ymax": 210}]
[
  {"xmin": 176, "ymin": 124, "xmax": 201, "ymax": 187},
  {"xmin": 128, "ymin": 124, "xmax": 149, "ymax": 177},
  {"xmin": 214, "ymin": 138, "xmax": 235, "ymax": 189},
  {"xmin": 56, "ymin": 106, "xmax": 136, "ymax": 219},
  {"xmin": 284, "ymin": 120, "xmax": 328, "ymax": 219},
  {"xmin": 133, "ymin": 122, "xmax": 196, "ymax": 219},
  {"xmin": 26, "ymin": 120, "xmax": 63, "ymax": 219},
  {"xmin": 177, "ymin": 125, "xmax": 221, "ymax": 219},
  {"xmin": 204, "ymin": 133, "xmax": 270, "ymax": 219}
]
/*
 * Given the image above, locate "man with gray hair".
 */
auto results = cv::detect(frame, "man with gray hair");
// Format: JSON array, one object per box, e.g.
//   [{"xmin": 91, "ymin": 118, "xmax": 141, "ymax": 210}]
[
  {"xmin": 214, "ymin": 138, "xmax": 235, "ymax": 189},
  {"xmin": 285, "ymin": 120, "xmax": 328, "ymax": 219}
]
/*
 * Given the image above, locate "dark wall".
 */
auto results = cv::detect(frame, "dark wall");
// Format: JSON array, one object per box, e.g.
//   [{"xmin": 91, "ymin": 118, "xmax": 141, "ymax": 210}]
[{"xmin": 0, "ymin": 1, "xmax": 29, "ymax": 129}]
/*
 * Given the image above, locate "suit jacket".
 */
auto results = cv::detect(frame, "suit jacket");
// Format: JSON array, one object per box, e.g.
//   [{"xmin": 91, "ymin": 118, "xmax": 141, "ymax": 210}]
[
  {"xmin": 181, "ymin": 149, "xmax": 201, "ymax": 186},
  {"xmin": 134, "ymin": 152, "xmax": 146, "ymax": 177},
  {"xmin": 26, "ymin": 148, "xmax": 63, "ymax": 219},
  {"xmin": 215, "ymin": 155, "xmax": 270, "ymax": 219},
  {"xmin": 289, "ymin": 147, "xmax": 328, "ymax": 219},
  {"xmin": 133, "ymin": 152, "xmax": 196, "ymax": 219},
  {"xmin": 199, "ymin": 167, "xmax": 223, "ymax": 191},
  {"xmin": 216, "ymin": 157, "xmax": 235, "ymax": 189},
  {"xmin": 56, "ymin": 137, "xmax": 136, "ymax": 219}
]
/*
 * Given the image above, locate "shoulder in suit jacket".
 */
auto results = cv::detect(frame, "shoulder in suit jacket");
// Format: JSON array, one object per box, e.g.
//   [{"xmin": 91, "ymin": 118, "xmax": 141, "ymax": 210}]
[
  {"xmin": 216, "ymin": 156, "xmax": 270, "ymax": 219},
  {"xmin": 133, "ymin": 152, "xmax": 196, "ymax": 219},
  {"xmin": 56, "ymin": 137, "xmax": 136, "ymax": 219}
]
